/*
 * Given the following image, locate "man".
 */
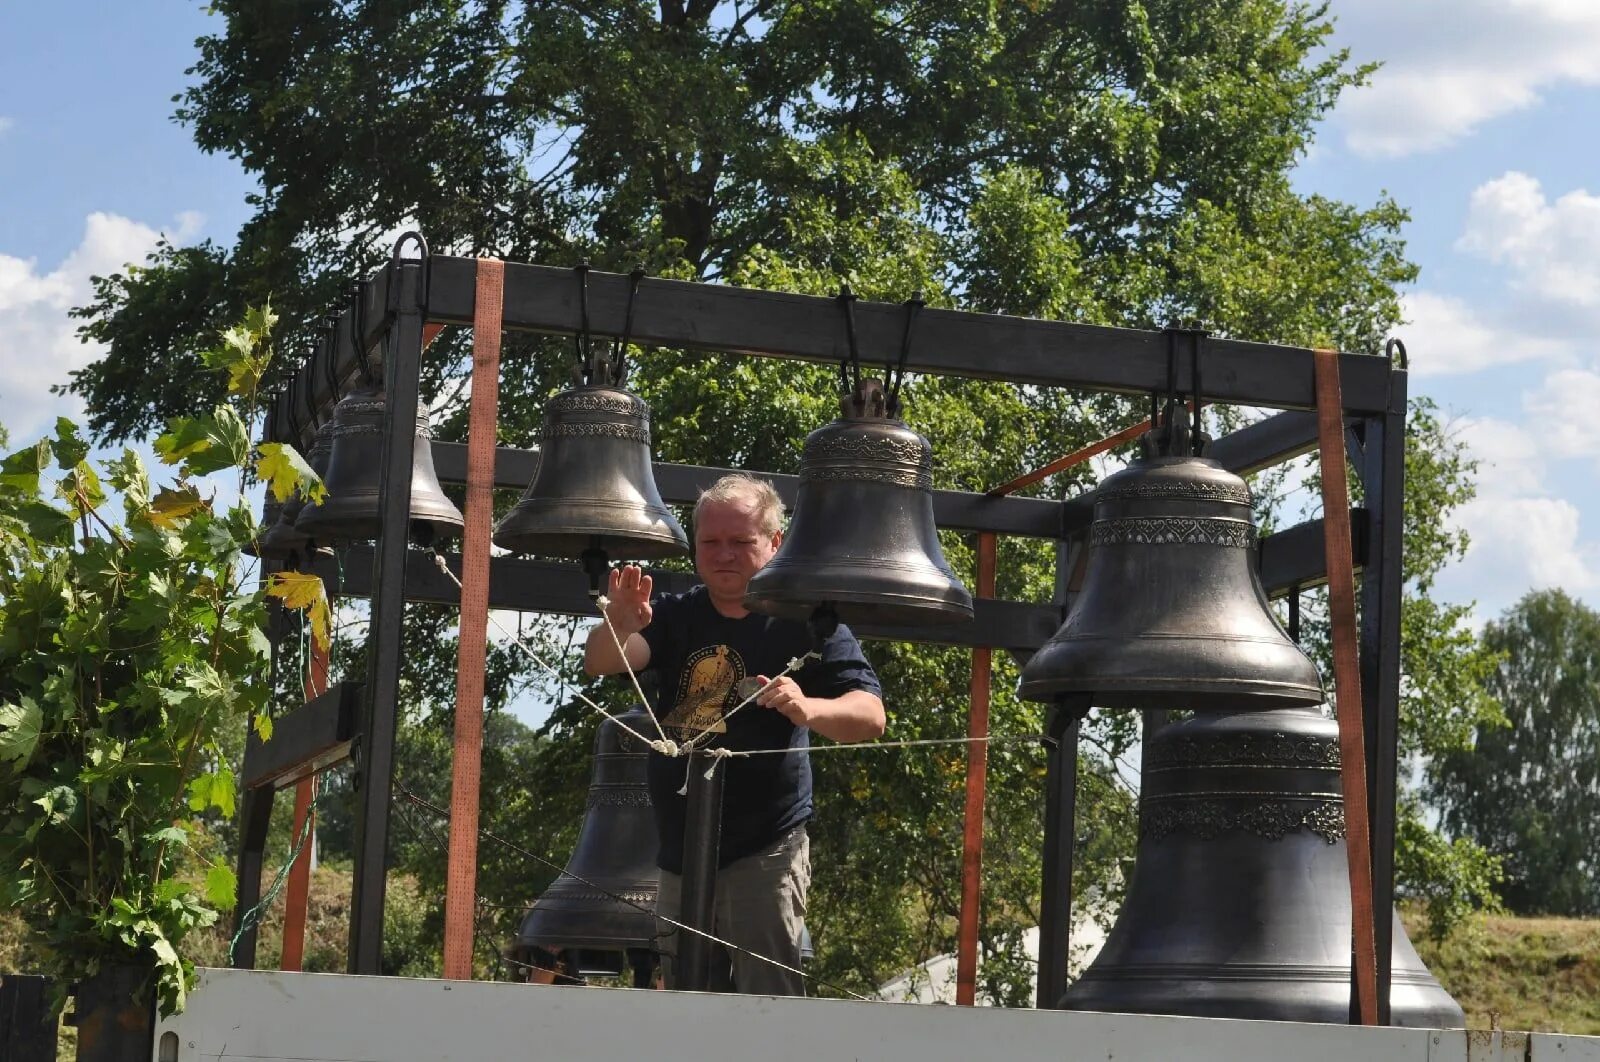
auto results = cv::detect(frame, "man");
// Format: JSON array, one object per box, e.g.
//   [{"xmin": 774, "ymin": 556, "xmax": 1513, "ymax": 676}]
[{"xmin": 584, "ymin": 473, "xmax": 885, "ymax": 995}]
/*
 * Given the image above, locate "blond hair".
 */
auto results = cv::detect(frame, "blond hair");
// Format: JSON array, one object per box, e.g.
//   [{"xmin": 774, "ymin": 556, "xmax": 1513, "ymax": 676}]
[{"xmin": 694, "ymin": 473, "xmax": 785, "ymax": 536}]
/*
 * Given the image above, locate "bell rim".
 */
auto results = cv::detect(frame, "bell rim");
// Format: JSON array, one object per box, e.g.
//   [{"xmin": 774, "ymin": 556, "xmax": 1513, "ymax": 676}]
[{"xmin": 744, "ymin": 588, "xmax": 975, "ymax": 626}]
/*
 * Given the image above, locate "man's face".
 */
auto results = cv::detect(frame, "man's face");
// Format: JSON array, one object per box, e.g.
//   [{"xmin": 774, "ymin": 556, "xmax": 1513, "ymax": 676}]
[{"xmin": 694, "ymin": 497, "xmax": 781, "ymax": 602}]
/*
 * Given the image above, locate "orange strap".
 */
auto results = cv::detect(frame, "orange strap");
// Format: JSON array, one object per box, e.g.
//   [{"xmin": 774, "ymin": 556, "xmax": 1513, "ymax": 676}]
[
  {"xmin": 280, "ymin": 631, "xmax": 328, "ymax": 972},
  {"xmin": 441, "ymin": 259, "xmax": 504, "ymax": 979},
  {"xmin": 954, "ymin": 532, "xmax": 997, "ymax": 1005},
  {"xmin": 1313, "ymin": 348, "xmax": 1378, "ymax": 1025}
]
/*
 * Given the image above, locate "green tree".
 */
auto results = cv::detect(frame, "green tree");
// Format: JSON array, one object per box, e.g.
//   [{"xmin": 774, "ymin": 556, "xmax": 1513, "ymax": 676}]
[
  {"xmin": 61, "ymin": 0, "xmax": 1495, "ymax": 996},
  {"xmin": 1428, "ymin": 590, "xmax": 1600, "ymax": 917},
  {"xmin": 0, "ymin": 307, "xmax": 323, "ymax": 1013}
]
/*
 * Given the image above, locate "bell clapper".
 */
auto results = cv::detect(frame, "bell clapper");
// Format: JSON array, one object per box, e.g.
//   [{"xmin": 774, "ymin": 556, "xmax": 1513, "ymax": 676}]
[
  {"xmin": 807, "ymin": 603, "xmax": 840, "ymax": 650},
  {"xmin": 580, "ymin": 542, "xmax": 611, "ymax": 599}
]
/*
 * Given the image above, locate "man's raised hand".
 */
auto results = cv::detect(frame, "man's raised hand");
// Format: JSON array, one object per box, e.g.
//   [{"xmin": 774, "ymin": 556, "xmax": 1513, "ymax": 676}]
[{"xmin": 604, "ymin": 564, "xmax": 654, "ymax": 635}]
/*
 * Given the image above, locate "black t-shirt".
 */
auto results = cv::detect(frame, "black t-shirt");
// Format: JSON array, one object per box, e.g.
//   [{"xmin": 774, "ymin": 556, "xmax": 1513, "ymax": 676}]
[{"xmin": 640, "ymin": 585, "xmax": 881, "ymax": 873}]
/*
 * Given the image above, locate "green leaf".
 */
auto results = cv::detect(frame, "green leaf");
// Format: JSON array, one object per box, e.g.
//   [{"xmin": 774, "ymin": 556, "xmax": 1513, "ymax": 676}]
[
  {"xmin": 204, "ymin": 862, "xmax": 238, "ymax": 911},
  {"xmin": 0, "ymin": 698, "xmax": 43, "ymax": 770},
  {"xmin": 59, "ymin": 460, "xmax": 106, "ymax": 517},
  {"xmin": 148, "ymin": 486, "xmax": 209, "ymax": 529},
  {"xmin": 106, "ymin": 447, "xmax": 150, "ymax": 510},
  {"xmin": 186, "ymin": 766, "xmax": 236, "ymax": 818},
  {"xmin": 255, "ymin": 442, "xmax": 325, "ymax": 505},
  {"xmin": 153, "ymin": 406, "xmax": 251, "ymax": 476},
  {"xmin": 252, "ymin": 711, "xmax": 273, "ymax": 742},
  {"xmin": 52, "ymin": 418, "xmax": 91, "ymax": 470},
  {"xmin": 11, "ymin": 501, "xmax": 74, "ymax": 546},
  {"xmin": 0, "ymin": 440, "xmax": 51, "ymax": 494}
]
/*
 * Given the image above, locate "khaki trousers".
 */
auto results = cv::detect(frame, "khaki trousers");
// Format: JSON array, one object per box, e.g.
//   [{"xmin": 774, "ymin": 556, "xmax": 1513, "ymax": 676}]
[{"xmin": 655, "ymin": 824, "xmax": 810, "ymax": 996}]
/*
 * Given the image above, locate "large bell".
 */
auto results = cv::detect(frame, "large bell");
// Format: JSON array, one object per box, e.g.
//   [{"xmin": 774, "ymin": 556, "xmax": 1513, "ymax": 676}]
[
  {"xmin": 492, "ymin": 383, "xmax": 688, "ymax": 561},
  {"xmin": 512, "ymin": 706, "xmax": 660, "ymax": 979},
  {"xmin": 295, "ymin": 384, "xmax": 463, "ymax": 545},
  {"xmin": 247, "ymin": 496, "xmax": 307, "ymax": 562},
  {"xmin": 1018, "ymin": 444, "xmax": 1322, "ymax": 709},
  {"xmin": 1060, "ymin": 706, "xmax": 1464, "ymax": 1026},
  {"xmin": 744, "ymin": 379, "xmax": 973, "ymax": 627}
]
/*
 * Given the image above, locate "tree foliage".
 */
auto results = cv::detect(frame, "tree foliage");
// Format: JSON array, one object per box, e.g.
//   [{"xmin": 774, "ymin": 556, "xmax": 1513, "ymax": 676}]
[
  {"xmin": 59, "ymin": 0, "xmax": 1497, "ymax": 996},
  {"xmin": 0, "ymin": 309, "xmax": 321, "ymax": 1013},
  {"xmin": 1429, "ymin": 590, "xmax": 1600, "ymax": 917}
]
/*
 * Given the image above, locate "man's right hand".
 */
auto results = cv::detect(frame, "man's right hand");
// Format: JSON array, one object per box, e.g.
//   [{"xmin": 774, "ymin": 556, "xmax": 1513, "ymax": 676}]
[{"xmin": 604, "ymin": 565, "xmax": 654, "ymax": 636}]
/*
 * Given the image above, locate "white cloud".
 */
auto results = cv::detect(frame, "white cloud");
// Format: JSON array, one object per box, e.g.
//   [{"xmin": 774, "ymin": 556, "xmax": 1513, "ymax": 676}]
[
  {"xmin": 0, "ymin": 116, "xmax": 13, "ymax": 137},
  {"xmin": 0, "ymin": 211, "xmax": 201, "ymax": 443},
  {"xmin": 1522, "ymin": 367, "xmax": 1600, "ymax": 458},
  {"xmin": 1454, "ymin": 415, "xmax": 1546, "ymax": 494},
  {"xmin": 1396, "ymin": 289, "xmax": 1570, "ymax": 377},
  {"xmin": 1457, "ymin": 172, "xmax": 1600, "ymax": 310},
  {"xmin": 1327, "ymin": 0, "xmax": 1600, "ymax": 157}
]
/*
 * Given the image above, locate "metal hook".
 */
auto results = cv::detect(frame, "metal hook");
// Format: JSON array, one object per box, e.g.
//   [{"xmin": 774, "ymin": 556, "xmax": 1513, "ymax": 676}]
[
  {"xmin": 1190, "ymin": 333, "xmax": 1204, "ymax": 456},
  {"xmin": 322, "ymin": 315, "xmax": 342, "ymax": 412},
  {"xmin": 613, "ymin": 265, "xmax": 646, "ymax": 387},
  {"xmin": 1385, "ymin": 337, "xmax": 1408, "ymax": 370},
  {"xmin": 887, "ymin": 291, "xmax": 924, "ymax": 417},
  {"xmin": 391, "ymin": 231, "xmax": 431, "ymax": 312},
  {"xmin": 299, "ymin": 351, "xmax": 318, "ymax": 435},
  {"xmin": 351, "ymin": 281, "xmax": 375, "ymax": 384},
  {"xmin": 574, "ymin": 261, "xmax": 593, "ymax": 384},
  {"xmin": 837, "ymin": 283, "xmax": 862, "ymax": 398}
]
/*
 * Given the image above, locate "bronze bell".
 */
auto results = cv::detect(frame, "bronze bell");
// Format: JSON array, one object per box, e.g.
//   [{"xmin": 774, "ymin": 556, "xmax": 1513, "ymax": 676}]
[
  {"xmin": 295, "ymin": 384, "xmax": 463, "ymax": 545},
  {"xmin": 254, "ymin": 420, "xmax": 333, "ymax": 562},
  {"xmin": 744, "ymin": 378, "xmax": 973, "ymax": 627},
  {"xmin": 247, "ymin": 496, "xmax": 305, "ymax": 561},
  {"xmin": 512, "ymin": 705, "xmax": 660, "ymax": 981},
  {"xmin": 1018, "ymin": 431, "xmax": 1322, "ymax": 708},
  {"xmin": 493, "ymin": 381, "xmax": 688, "ymax": 562},
  {"xmin": 1061, "ymin": 706, "xmax": 1464, "ymax": 1026}
]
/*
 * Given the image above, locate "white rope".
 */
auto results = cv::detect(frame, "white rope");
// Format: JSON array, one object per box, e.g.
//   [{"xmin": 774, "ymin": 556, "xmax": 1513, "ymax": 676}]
[
  {"xmin": 429, "ymin": 552, "xmax": 678, "ymax": 756},
  {"xmin": 593, "ymin": 592, "xmax": 668, "ymax": 744},
  {"xmin": 718, "ymin": 733, "xmax": 1054, "ymax": 758}
]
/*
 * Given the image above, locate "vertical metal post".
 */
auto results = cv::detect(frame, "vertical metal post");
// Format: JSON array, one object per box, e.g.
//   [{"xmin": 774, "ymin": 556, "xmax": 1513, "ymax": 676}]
[
  {"xmin": 1037, "ymin": 698, "xmax": 1085, "ymax": 1009},
  {"xmin": 1, "ymin": 975, "xmax": 57, "ymax": 1062},
  {"xmin": 674, "ymin": 751, "xmax": 725, "ymax": 991},
  {"xmin": 1358, "ymin": 365, "xmax": 1407, "ymax": 1026},
  {"xmin": 232, "ymin": 566, "xmax": 282, "ymax": 969},
  {"xmin": 955, "ymin": 531, "xmax": 997, "ymax": 1006},
  {"xmin": 349, "ymin": 256, "xmax": 425, "ymax": 974}
]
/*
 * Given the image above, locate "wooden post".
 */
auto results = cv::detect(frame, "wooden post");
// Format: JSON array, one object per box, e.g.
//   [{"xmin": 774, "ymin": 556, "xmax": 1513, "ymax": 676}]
[{"xmin": 955, "ymin": 532, "xmax": 997, "ymax": 1005}]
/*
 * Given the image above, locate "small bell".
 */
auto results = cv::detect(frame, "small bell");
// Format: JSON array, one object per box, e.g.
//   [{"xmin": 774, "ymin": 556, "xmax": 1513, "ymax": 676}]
[
  {"xmin": 512, "ymin": 706, "xmax": 661, "ymax": 979},
  {"xmin": 744, "ymin": 378, "xmax": 973, "ymax": 628},
  {"xmin": 1018, "ymin": 414, "xmax": 1322, "ymax": 710},
  {"xmin": 493, "ymin": 345, "xmax": 688, "ymax": 563},
  {"xmin": 296, "ymin": 383, "xmax": 464, "ymax": 545}
]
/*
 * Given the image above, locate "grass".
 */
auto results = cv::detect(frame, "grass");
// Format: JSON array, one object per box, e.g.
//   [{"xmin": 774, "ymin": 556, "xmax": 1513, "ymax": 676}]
[{"xmin": 1407, "ymin": 910, "xmax": 1600, "ymax": 1035}]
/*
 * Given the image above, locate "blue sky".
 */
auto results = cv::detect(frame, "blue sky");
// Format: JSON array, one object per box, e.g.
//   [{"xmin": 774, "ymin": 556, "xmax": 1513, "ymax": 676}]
[{"xmin": 2, "ymin": 0, "xmax": 1598, "ymax": 630}]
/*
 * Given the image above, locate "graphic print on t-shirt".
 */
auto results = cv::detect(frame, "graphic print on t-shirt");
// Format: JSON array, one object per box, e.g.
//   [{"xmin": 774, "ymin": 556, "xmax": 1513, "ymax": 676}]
[{"xmin": 661, "ymin": 643, "xmax": 746, "ymax": 739}]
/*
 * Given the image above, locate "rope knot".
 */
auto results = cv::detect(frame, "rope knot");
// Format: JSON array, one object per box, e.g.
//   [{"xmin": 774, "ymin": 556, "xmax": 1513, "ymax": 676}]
[{"xmin": 650, "ymin": 738, "xmax": 680, "ymax": 758}]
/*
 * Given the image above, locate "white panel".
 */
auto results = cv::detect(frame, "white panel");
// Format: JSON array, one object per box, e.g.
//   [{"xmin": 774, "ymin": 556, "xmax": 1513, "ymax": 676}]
[
  {"xmin": 150, "ymin": 968, "xmax": 1482, "ymax": 1062},
  {"xmin": 1531, "ymin": 1031, "xmax": 1600, "ymax": 1062}
]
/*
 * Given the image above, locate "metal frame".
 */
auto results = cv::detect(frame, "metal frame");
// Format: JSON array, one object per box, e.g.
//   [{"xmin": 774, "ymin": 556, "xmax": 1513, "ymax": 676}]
[{"xmin": 241, "ymin": 251, "xmax": 1409, "ymax": 1022}]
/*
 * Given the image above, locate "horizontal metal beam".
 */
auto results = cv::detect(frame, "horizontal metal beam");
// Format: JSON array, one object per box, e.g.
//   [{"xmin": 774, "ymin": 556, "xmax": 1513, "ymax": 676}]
[
  {"xmin": 1204, "ymin": 410, "xmax": 1322, "ymax": 477},
  {"xmin": 414, "ymin": 257, "xmax": 1396, "ymax": 414},
  {"xmin": 275, "ymin": 260, "xmax": 1399, "ymax": 450},
  {"xmin": 1258, "ymin": 509, "xmax": 1370, "ymax": 599},
  {"xmin": 429, "ymin": 442, "xmax": 1062, "ymax": 539},
  {"xmin": 242, "ymin": 682, "xmax": 362, "ymax": 791},
  {"xmin": 314, "ymin": 549, "xmax": 1062, "ymax": 652}
]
